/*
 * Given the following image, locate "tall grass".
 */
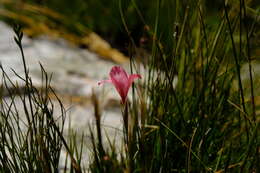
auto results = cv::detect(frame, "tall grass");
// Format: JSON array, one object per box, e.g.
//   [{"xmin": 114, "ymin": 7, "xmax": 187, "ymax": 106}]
[
  {"xmin": 90, "ymin": 0, "xmax": 259, "ymax": 172},
  {"xmin": 0, "ymin": 25, "xmax": 82, "ymax": 173}
]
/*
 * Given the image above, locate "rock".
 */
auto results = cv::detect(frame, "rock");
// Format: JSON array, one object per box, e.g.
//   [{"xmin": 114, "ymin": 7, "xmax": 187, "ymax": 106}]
[{"xmin": 0, "ymin": 21, "xmax": 127, "ymax": 170}]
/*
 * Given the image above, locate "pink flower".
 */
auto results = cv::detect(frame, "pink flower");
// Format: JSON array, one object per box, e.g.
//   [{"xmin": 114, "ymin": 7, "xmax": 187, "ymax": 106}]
[{"xmin": 98, "ymin": 66, "xmax": 141, "ymax": 104}]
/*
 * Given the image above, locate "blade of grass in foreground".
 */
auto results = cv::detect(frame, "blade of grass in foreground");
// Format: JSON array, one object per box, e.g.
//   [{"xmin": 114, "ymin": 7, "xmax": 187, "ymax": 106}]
[{"xmin": 154, "ymin": 117, "xmax": 212, "ymax": 172}]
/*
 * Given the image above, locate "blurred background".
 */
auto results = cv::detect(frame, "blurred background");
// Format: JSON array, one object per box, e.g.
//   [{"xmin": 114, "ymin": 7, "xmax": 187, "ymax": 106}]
[{"xmin": 0, "ymin": 0, "xmax": 259, "ymax": 61}]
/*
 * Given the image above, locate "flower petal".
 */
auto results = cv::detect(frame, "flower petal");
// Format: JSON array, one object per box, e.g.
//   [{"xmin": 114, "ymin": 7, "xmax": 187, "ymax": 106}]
[
  {"xmin": 98, "ymin": 79, "xmax": 112, "ymax": 85},
  {"xmin": 99, "ymin": 66, "xmax": 142, "ymax": 104},
  {"xmin": 128, "ymin": 74, "xmax": 141, "ymax": 85},
  {"xmin": 109, "ymin": 66, "xmax": 129, "ymax": 82},
  {"xmin": 109, "ymin": 66, "xmax": 129, "ymax": 103}
]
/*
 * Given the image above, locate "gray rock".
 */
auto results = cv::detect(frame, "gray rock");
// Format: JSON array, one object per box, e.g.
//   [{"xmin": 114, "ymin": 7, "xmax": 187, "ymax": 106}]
[{"xmin": 0, "ymin": 21, "xmax": 126, "ymax": 170}]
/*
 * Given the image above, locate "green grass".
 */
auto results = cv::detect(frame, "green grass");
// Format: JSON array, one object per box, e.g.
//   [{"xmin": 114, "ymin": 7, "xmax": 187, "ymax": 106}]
[
  {"xmin": 0, "ymin": 0, "xmax": 259, "ymax": 172},
  {"xmin": 90, "ymin": 0, "xmax": 259, "ymax": 172},
  {"xmin": 0, "ymin": 26, "xmax": 82, "ymax": 173}
]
